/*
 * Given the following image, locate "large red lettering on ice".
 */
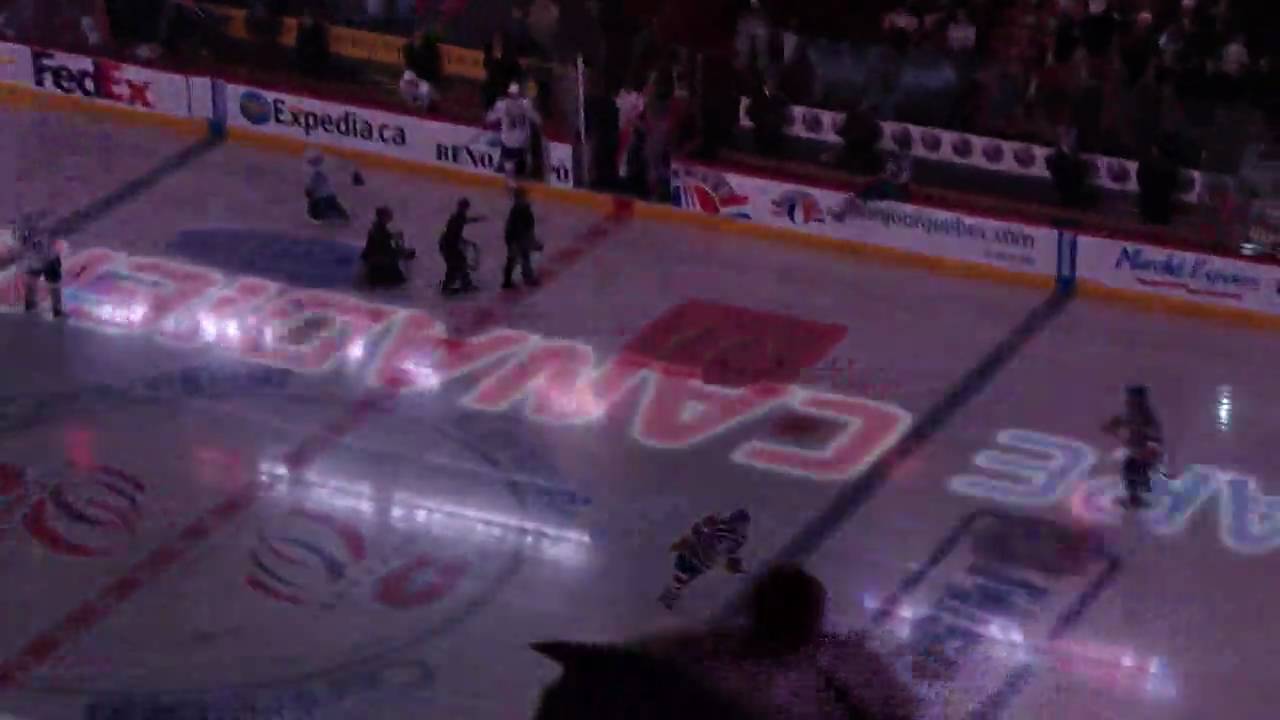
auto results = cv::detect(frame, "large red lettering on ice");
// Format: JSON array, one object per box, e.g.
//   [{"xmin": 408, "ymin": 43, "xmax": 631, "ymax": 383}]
[
  {"xmin": 0, "ymin": 248, "xmax": 122, "ymax": 314},
  {"xmin": 371, "ymin": 311, "xmax": 533, "ymax": 392},
  {"xmin": 731, "ymin": 391, "xmax": 911, "ymax": 480},
  {"xmin": 68, "ymin": 254, "xmax": 223, "ymax": 332},
  {"xmin": 632, "ymin": 374, "xmax": 790, "ymax": 448},
  {"xmin": 158, "ymin": 277, "xmax": 279, "ymax": 347},
  {"xmin": 463, "ymin": 341, "xmax": 648, "ymax": 424},
  {"xmin": 238, "ymin": 290, "xmax": 398, "ymax": 372},
  {"xmin": 111, "ymin": 257, "xmax": 222, "ymax": 333}
]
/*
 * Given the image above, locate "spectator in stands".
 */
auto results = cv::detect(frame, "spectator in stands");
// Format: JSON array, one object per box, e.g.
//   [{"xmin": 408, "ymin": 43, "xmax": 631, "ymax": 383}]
[
  {"xmin": 1120, "ymin": 11, "xmax": 1157, "ymax": 86},
  {"xmin": 503, "ymin": 2, "xmax": 536, "ymax": 58},
  {"xmin": 1137, "ymin": 142, "xmax": 1179, "ymax": 224},
  {"xmin": 400, "ymin": 70, "xmax": 437, "ymax": 110},
  {"xmin": 1079, "ymin": 0, "xmax": 1118, "ymax": 64},
  {"xmin": 746, "ymin": 78, "xmax": 787, "ymax": 158},
  {"xmin": 946, "ymin": 7, "xmax": 977, "ymax": 64},
  {"xmin": 483, "ymin": 32, "xmax": 523, "ymax": 111},
  {"xmin": 694, "ymin": 53, "xmax": 739, "ymax": 162},
  {"xmin": 158, "ymin": 0, "xmax": 219, "ymax": 58},
  {"xmin": 586, "ymin": 76, "xmax": 622, "ymax": 189},
  {"xmin": 295, "ymin": 8, "xmax": 332, "ymax": 77},
  {"xmin": 643, "ymin": 70, "xmax": 679, "ymax": 202},
  {"xmin": 404, "ymin": 25, "xmax": 443, "ymax": 87},
  {"xmin": 246, "ymin": 0, "xmax": 284, "ymax": 48},
  {"xmin": 860, "ymin": 151, "xmax": 911, "ymax": 202},
  {"xmin": 1051, "ymin": 0, "xmax": 1081, "ymax": 66},
  {"xmin": 834, "ymin": 100, "xmax": 884, "ymax": 176},
  {"xmin": 735, "ymin": 0, "xmax": 769, "ymax": 75},
  {"xmin": 1216, "ymin": 32, "xmax": 1249, "ymax": 103},
  {"xmin": 528, "ymin": 0, "xmax": 560, "ymax": 60},
  {"xmin": 882, "ymin": 3, "xmax": 921, "ymax": 53},
  {"xmin": 1047, "ymin": 127, "xmax": 1094, "ymax": 208}
]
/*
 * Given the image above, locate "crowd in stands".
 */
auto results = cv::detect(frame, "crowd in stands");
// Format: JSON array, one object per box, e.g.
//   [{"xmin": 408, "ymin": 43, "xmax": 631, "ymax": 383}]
[
  {"xmin": 3, "ymin": 0, "xmax": 1272, "ymax": 235},
  {"xmin": 731, "ymin": 0, "xmax": 1278, "ymax": 167}
]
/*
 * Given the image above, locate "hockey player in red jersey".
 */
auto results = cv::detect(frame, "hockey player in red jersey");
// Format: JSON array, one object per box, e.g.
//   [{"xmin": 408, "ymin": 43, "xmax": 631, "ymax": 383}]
[{"xmin": 659, "ymin": 509, "xmax": 751, "ymax": 610}]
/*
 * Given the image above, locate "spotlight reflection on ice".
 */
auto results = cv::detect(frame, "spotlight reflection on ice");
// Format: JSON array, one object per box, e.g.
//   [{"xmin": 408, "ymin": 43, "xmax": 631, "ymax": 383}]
[
  {"xmin": 253, "ymin": 462, "xmax": 591, "ymax": 564},
  {"xmin": 1216, "ymin": 385, "xmax": 1232, "ymax": 432}
]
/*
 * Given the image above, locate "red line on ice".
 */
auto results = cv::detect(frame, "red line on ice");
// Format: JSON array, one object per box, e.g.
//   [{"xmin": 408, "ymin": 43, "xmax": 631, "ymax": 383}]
[{"xmin": 0, "ymin": 197, "xmax": 633, "ymax": 688}]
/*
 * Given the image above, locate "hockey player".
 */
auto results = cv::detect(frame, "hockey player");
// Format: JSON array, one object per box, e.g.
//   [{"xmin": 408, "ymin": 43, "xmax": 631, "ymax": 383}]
[
  {"xmin": 439, "ymin": 198, "xmax": 484, "ymax": 296},
  {"xmin": 304, "ymin": 151, "xmax": 351, "ymax": 225},
  {"xmin": 3, "ymin": 216, "xmax": 64, "ymax": 318},
  {"xmin": 659, "ymin": 509, "xmax": 751, "ymax": 610},
  {"xmin": 486, "ymin": 82, "xmax": 542, "ymax": 185},
  {"xmin": 361, "ymin": 207, "xmax": 410, "ymax": 288},
  {"xmin": 1102, "ymin": 385, "xmax": 1164, "ymax": 509},
  {"xmin": 502, "ymin": 187, "xmax": 542, "ymax": 289}
]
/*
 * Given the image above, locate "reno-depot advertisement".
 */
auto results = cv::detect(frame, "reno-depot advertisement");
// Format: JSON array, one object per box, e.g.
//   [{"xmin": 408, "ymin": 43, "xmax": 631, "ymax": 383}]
[
  {"xmin": 671, "ymin": 161, "xmax": 1058, "ymax": 277},
  {"xmin": 1076, "ymin": 235, "xmax": 1280, "ymax": 315},
  {"xmin": 25, "ymin": 48, "xmax": 193, "ymax": 117},
  {"xmin": 228, "ymin": 83, "xmax": 573, "ymax": 187}
]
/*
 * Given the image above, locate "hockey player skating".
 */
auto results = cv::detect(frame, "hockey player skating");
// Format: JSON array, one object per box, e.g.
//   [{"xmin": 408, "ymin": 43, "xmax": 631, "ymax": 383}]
[
  {"xmin": 361, "ymin": 207, "xmax": 414, "ymax": 288},
  {"xmin": 486, "ymin": 82, "xmax": 542, "ymax": 186},
  {"xmin": 439, "ymin": 198, "xmax": 485, "ymax": 296},
  {"xmin": 659, "ymin": 509, "xmax": 751, "ymax": 610},
  {"xmin": 2, "ymin": 215, "xmax": 65, "ymax": 318},
  {"xmin": 1102, "ymin": 385, "xmax": 1164, "ymax": 509},
  {"xmin": 502, "ymin": 187, "xmax": 542, "ymax": 290},
  {"xmin": 304, "ymin": 151, "xmax": 351, "ymax": 225}
]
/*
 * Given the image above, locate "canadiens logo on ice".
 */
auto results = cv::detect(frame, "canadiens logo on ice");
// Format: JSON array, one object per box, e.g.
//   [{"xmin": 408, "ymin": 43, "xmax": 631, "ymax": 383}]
[{"xmin": 771, "ymin": 190, "xmax": 825, "ymax": 225}]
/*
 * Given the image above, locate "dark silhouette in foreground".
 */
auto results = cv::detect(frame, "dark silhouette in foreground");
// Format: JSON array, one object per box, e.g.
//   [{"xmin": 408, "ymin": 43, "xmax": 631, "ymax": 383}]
[{"xmin": 531, "ymin": 564, "xmax": 919, "ymax": 719}]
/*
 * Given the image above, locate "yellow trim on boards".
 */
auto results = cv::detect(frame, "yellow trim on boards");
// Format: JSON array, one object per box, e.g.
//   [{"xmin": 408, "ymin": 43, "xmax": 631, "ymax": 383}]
[
  {"xmin": 1075, "ymin": 280, "xmax": 1280, "ymax": 330},
  {"xmin": 0, "ymin": 82, "xmax": 206, "ymax": 136},
  {"xmin": 10, "ymin": 78, "xmax": 1280, "ymax": 328}
]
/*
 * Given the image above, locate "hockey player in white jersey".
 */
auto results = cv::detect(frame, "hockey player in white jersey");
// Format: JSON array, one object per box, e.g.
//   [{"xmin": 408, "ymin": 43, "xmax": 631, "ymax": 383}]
[
  {"xmin": 486, "ymin": 82, "xmax": 543, "ymax": 185},
  {"xmin": 303, "ymin": 150, "xmax": 352, "ymax": 225},
  {"xmin": 2, "ymin": 215, "xmax": 65, "ymax": 318}
]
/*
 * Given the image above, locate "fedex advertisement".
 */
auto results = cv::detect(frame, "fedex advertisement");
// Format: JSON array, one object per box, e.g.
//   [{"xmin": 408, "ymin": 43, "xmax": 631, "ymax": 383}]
[{"xmin": 27, "ymin": 49, "xmax": 192, "ymax": 117}]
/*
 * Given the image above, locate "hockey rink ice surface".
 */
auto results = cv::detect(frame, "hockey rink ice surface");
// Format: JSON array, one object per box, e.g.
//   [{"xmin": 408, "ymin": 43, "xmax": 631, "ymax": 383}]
[{"xmin": 1, "ymin": 106, "xmax": 1279, "ymax": 720}]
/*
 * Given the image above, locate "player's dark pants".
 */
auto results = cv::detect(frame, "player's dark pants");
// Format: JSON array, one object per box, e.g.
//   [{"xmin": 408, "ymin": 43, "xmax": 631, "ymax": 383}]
[
  {"xmin": 502, "ymin": 241, "xmax": 536, "ymax": 287},
  {"xmin": 500, "ymin": 145, "xmax": 528, "ymax": 179},
  {"xmin": 439, "ymin": 242, "xmax": 473, "ymax": 293},
  {"xmin": 363, "ymin": 254, "xmax": 405, "ymax": 288},
  {"xmin": 1123, "ymin": 457, "xmax": 1153, "ymax": 502},
  {"xmin": 307, "ymin": 195, "xmax": 350, "ymax": 223},
  {"xmin": 24, "ymin": 258, "xmax": 64, "ymax": 316}
]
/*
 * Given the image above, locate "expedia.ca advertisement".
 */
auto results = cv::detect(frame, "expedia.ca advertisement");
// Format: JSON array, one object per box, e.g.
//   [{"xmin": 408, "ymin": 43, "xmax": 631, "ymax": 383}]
[{"xmin": 229, "ymin": 84, "xmax": 573, "ymax": 187}]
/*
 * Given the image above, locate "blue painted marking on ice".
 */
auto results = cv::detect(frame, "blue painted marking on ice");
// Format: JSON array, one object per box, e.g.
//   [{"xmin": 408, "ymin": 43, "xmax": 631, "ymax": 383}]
[{"xmin": 167, "ymin": 228, "xmax": 361, "ymax": 289}]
